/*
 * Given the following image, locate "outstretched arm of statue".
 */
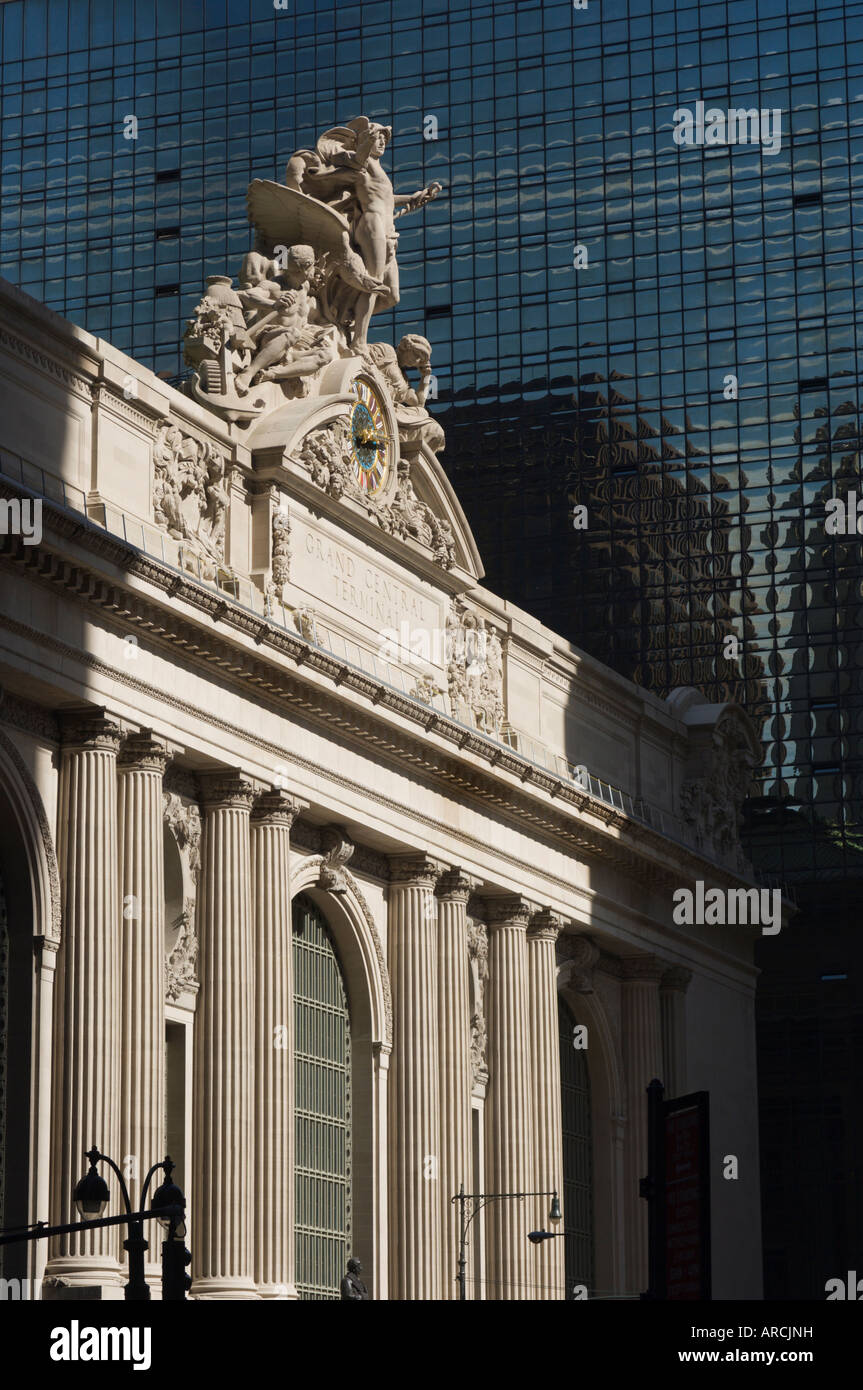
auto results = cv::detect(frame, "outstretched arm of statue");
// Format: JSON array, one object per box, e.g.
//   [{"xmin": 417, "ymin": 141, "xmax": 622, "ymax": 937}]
[{"xmin": 393, "ymin": 182, "xmax": 443, "ymax": 217}]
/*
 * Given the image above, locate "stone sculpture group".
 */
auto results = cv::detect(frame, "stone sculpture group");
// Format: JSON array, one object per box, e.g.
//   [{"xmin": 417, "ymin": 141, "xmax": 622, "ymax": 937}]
[{"xmin": 182, "ymin": 116, "xmax": 443, "ymax": 445}]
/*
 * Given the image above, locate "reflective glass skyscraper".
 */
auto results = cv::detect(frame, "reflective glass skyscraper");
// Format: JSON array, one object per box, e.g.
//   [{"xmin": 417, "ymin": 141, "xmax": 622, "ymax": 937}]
[{"xmin": 2, "ymin": 0, "xmax": 862, "ymax": 1298}]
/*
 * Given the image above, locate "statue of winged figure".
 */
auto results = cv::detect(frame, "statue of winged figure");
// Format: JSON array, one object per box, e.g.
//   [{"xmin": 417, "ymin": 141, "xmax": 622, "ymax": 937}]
[{"xmin": 249, "ymin": 116, "xmax": 441, "ymax": 347}]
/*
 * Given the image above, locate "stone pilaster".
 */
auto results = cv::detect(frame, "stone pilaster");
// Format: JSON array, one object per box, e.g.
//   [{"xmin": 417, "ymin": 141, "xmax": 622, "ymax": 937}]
[
  {"xmin": 192, "ymin": 771, "xmax": 257, "ymax": 1299},
  {"xmin": 435, "ymin": 867, "xmax": 475, "ymax": 1300},
  {"xmin": 47, "ymin": 710, "xmax": 124, "ymax": 1291},
  {"xmin": 527, "ymin": 909, "xmax": 565, "ymax": 1301},
  {"xmin": 387, "ymin": 854, "xmax": 443, "ymax": 1300},
  {"xmin": 660, "ymin": 967, "xmax": 692, "ymax": 1100},
  {"xmin": 117, "ymin": 732, "xmax": 169, "ymax": 1287},
  {"xmin": 621, "ymin": 955, "xmax": 664, "ymax": 1295},
  {"xmin": 251, "ymin": 789, "xmax": 300, "ymax": 1299},
  {"xmin": 484, "ymin": 895, "xmax": 535, "ymax": 1300}
]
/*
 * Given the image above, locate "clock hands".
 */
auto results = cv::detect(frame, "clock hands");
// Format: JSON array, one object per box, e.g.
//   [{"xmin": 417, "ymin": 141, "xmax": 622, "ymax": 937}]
[{"xmin": 354, "ymin": 426, "xmax": 393, "ymax": 450}]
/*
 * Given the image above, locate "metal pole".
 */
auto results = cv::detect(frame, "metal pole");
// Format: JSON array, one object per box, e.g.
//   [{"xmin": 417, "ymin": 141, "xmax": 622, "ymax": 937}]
[{"xmin": 457, "ymin": 1183, "xmax": 467, "ymax": 1301}]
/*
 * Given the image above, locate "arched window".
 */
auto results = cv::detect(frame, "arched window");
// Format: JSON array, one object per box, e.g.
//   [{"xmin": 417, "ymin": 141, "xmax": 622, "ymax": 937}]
[
  {"xmin": 559, "ymin": 996, "xmax": 594, "ymax": 1296},
  {"xmin": 293, "ymin": 893, "xmax": 352, "ymax": 1299}
]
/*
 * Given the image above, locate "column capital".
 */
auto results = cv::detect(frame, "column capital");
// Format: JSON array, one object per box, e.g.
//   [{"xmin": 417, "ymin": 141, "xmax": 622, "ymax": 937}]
[
  {"xmin": 620, "ymin": 953, "xmax": 665, "ymax": 985},
  {"xmin": 435, "ymin": 867, "xmax": 477, "ymax": 902},
  {"xmin": 661, "ymin": 965, "xmax": 693, "ymax": 994},
  {"xmin": 199, "ymin": 769, "xmax": 256, "ymax": 811},
  {"xmin": 527, "ymin": 907, "xmax": 565, "ymax": 942},
  {"xmin": 118, "ymin": 731, "xmax": 169, "ymax": 775},
  {"xmin": 484, "ymin": 894, "xmax": 534, "ymax": 930},
  {"xmin": 388, "ymin": 853, "xmax": 443, "ymax": 889},
  {"xmin": 59, "ymin": 707, "xmax": 122, "ymax": 753},
  {"xmin": 251, "ymin": 789, "xmax": 301, "ymax": 827}
]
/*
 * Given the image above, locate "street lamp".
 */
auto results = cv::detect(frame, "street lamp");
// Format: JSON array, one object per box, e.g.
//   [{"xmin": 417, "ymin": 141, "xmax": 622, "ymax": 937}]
[
  {"xmin": 452, "ymin": 1183, "xmax": 562, "ymax": 1300},
  {"xmin": 151, "ymin": 1160, "xmax": 192, "ymax": 1301},
  {"xmin": 74, "ymin": 1148, "xmax": 183, "ymax": 1302}
]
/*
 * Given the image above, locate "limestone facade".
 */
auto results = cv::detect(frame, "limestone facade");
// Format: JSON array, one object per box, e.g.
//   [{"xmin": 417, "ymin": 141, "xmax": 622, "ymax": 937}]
[{"xmin": 0, "ymin": 124, "xmax": 778, "ymax": 1298}]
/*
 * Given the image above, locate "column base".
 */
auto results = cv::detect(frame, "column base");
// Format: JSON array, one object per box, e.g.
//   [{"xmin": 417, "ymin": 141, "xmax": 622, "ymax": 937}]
[
  {"xmin": 42, "ymin": 1256, "xmax": 126, "ymax": 1301},
  {"xmin": 257, "ymin": 1281, "xmax": 298, "ymax": 1300},
  {"xmin": 190, "ymin": 1277, "xmax": 260, "ymax": 1300}
]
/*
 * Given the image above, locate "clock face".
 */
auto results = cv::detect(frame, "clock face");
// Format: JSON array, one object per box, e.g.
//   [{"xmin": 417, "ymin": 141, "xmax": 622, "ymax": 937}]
[{"xmin": 350, "ymin": 379, "xmax": 390, "ymax": 496}]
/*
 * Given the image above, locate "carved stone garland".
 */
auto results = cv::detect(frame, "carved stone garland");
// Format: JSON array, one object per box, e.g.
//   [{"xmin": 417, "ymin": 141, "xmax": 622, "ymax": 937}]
[
  {"xmin": 152, "ymin": 424, "xmax": 232, "ymax": 580},
  {"xmin": 297, "ymin": 421, "xmax": 456, "ymax": 569}
]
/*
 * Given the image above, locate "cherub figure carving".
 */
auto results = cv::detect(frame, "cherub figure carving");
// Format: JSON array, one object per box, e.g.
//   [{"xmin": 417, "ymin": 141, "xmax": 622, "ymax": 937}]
[
  {"xmin": 237, "ymin": 251, "xmax": 283, "ymax": 326},
  {"xmin": 363, "ymin": 334, "xmax": 445, "ymax": 454},
  {"xmin": 234, "ymin": 244, "xmax": 339, "ymax": 395}
]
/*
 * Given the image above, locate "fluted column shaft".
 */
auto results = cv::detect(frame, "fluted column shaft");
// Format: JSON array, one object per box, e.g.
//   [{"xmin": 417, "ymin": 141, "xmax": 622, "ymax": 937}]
[
  {"xmin": 193, "ymin": 772, "xmax": 257, "ymax": 1298},
  {"xmin": 527, "ymin": 911, "xmax": 565, "ymax": 1300},
  {"xmin": 485, "ymin": 896, "xmax": 535, "ymax": 1300},
  {"xmin": 660, "ymin": 967, "xmax": 692, "ymax": 1100},
  {"xmin": 118, "ymin": 733, "xmax": 168, "ymax": 1285},
  {"xmin": 621, "ymin": 956, "xmax": 664, "ymax": 1294},
  {"xmin": 251, "ymin": 790, "xmax": 299, "ymax": 1299},
  {"xmin": 47, "ymin": 711, "xmax": 123, "ymax": 1289},
  {"xmin": 387, "ymin": 855, "xmax": 442, "ymax": 1300},
  {"xmin": 436, "ymin": 869, "xmax": 474, "ymax": 1300}
]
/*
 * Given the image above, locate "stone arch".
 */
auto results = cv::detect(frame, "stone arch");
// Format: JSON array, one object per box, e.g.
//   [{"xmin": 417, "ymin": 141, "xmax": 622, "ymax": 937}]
[
  {"xmin": 0, "ymin": 728, "xmax": 60, "ymax": 944},
  {"xmin": 290, "ymin": 855, "xmax": 391, "ymax": 1052},
  {"xmin": 558, "ymin": 972, "xmax": 626, "ymax": 1298},
  {"xmin": 290, "ymin": 855, "xmax": 391, "ymax": 1296},
  {"xmin": 0, "ymin": 728, "xmax": 60, "ymax": 1285}
]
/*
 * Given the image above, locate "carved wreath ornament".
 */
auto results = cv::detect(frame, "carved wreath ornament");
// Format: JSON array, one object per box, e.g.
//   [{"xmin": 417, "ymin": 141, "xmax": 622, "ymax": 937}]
[{"xmin": 297, "ymin": 421, "xmax": 456, "ymax": 569}]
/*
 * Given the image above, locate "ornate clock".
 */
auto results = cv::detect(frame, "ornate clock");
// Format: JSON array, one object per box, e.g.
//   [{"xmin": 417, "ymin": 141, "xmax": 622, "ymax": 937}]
[{"xmin": 349, "ymin": 379, "xmax": 392, "ymax": 496}]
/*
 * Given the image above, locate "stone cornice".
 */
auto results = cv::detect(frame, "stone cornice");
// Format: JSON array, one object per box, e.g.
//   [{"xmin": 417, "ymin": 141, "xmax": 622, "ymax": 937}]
[
  {"xmin": 0, "ymin": 325, "xmax": 94, "ymax": 400},
  {"xmin": 0, "ymin": 509, "xmax": 766, "ymax": 900},
  {"xmin": 91, "ymin": 382, "xmax": 157, "ymax": 434}
]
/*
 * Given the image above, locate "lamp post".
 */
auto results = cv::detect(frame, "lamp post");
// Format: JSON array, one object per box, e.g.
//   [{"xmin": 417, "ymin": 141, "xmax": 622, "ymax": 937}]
[
  {"xmin": 73, "ymin": 1148, "xmax": 184, "ymax": 1302},
  {"xmin": 151, "ymin": 1162, "xmax": 192, "ymax": 1301},
  {"xmin": 452, "ymin": 1183, "xmax": 561, "ymax": 1300}
]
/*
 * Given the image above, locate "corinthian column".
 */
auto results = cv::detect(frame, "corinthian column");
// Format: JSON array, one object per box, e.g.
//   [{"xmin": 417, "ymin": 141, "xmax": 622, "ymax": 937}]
[
  {"xmin": 621, "ymin": 955, "xmax": 664, "ymax": 1295},
  {"xmin": 435, "ymin": 867, "xmax": 474, "ymax": 1300},
  {"xmin": 47, "ymin": 710, "xmax": 123, "ymax": 1293},
  {"xmin": 485, "ymin": 895, "xmax": 535, "ymax": 1300},
  {"xmin": 387, "ymin": 854, "xmax": 442, "ymax": 1300},
  {"xmin": 193, "ymin": 771, "xmax": 257, "ymax": 1299},
  {"xmin": 527, "ymin": 909, "xmax": 565, "ymax": 1301},
  {"xmin": 251, "ymin": 789, "xmax": 300, "ymax": 1299},
  {"xmin": 660, "ymin": 967, "xmax": 692, "ymax": 1099},
  {"xmin": 118, "ymin": 732, "xmax": 169, "ymax": 1288}
]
